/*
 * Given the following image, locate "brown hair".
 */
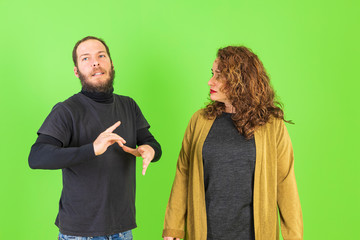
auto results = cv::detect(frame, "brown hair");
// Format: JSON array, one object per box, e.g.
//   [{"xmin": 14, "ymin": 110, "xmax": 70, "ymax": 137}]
[
  {"xmin": 72, "ymin": 36, "xmax": 112, "ymax": 67},
  {"xmin": 204, "ymin": 46, "xmax": 292, "ymax": 139}
]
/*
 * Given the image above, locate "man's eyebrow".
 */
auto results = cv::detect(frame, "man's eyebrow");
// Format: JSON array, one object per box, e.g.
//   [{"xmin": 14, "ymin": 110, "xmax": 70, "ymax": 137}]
[
  {"xmin": 79, "ymin": 53, "xmax": 90, "ymax": 58},
  {"xmin": 79, "ymin": 51, "xmax": 106, "ymax": 58}
]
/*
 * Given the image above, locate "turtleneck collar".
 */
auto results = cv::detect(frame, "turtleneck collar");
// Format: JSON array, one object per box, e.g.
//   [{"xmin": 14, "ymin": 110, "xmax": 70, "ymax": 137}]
[{"xmin": 80, "ymin": 87, "xmax": 114, "ymax": 103}]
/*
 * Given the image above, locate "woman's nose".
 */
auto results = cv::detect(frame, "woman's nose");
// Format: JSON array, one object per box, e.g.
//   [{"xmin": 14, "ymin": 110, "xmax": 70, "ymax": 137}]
[{"xmin": 208, "ymin": 77, "xmax": 214, "ymax": 86}]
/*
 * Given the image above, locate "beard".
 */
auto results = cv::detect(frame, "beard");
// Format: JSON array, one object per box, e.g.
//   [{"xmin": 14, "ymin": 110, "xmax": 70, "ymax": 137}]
[{"xmin": 78, "ymin": 67, "xmax": 115, "ymax": 93}]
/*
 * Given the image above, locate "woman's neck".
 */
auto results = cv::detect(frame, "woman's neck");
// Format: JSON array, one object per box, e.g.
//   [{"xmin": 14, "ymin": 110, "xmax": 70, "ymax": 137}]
[{"xmin": 224, "ymin": 102, "xmax": 235, "ymax": 113}]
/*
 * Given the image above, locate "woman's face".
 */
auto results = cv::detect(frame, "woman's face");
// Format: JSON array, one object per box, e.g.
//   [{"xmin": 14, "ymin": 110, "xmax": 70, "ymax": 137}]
[{"xmin": 208, "ymin": 59, "xmax": 230, "ymax": 104}]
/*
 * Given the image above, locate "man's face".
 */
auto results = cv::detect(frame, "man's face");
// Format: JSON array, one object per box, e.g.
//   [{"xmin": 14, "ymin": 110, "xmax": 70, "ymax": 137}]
[{"xmin": 74, "ymin": 39, "xmax": 114, "ymax": 93}]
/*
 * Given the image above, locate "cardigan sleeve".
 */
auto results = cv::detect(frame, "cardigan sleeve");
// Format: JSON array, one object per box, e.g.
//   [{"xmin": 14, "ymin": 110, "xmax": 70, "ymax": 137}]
[
  {"xmin": 276, "ymin": 120, "xmax": 303, "ymax": 240},
  {"xmin": 162, "ymin": 113, "xmax": 198, "ymax": 239}
]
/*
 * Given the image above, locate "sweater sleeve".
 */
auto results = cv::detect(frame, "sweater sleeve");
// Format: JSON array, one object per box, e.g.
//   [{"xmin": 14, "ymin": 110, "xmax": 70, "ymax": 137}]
[
  {"xmin": 28, "ymin": 134, "xmax": 96, "ymax": 170},
  {"xmin": 162, "ymin": 114, "xmax": 196, "ymax": 239},
  {"xmin": 136, "ymin": 127, "xmax": 162, "ymax": 162},
  {"xmin": 276, "ymin": 120, "xmax": 303, "ymax": 240}
]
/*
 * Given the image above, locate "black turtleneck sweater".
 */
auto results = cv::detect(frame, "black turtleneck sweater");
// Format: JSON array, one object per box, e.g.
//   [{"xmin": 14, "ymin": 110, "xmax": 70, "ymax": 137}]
[
  {"xmin": 28, "ymin": 89, "xmax": 162, "ymax": 236},
  {"xmin": 29, "ymin": 89, "xmax": 161, "ymax": 168}
]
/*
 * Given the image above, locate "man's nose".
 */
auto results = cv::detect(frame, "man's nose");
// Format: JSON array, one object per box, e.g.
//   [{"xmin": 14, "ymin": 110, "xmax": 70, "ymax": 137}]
[{"xmin": 92, "ymin": 60, "xmax": 99, "ymax": 67}]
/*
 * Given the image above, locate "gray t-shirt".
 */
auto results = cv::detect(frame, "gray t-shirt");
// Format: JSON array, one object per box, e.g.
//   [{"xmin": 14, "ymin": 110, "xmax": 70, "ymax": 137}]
[
  {"xmin": 38, "ymin": 93, "xmax": 149, "ymax": 236},
  {"xmin": 202, "ymin": 112, "xmax": 256, "ymax": 240}
]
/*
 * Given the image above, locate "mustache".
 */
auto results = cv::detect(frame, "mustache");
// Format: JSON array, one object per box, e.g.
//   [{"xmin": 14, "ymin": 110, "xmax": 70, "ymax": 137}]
[
  {"xmin": 78, "ymin": 67, "xmax": 115, "ymax": 93},
  {"xmin": 91, "ymin": 67, "xmax": 106, "ymax": 75}
]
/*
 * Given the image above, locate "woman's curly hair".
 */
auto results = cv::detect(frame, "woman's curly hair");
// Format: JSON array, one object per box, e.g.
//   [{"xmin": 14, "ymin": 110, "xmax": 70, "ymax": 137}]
[{"xmin": 204, "ymin": 46, "xmax": 292, "ymax": 139}]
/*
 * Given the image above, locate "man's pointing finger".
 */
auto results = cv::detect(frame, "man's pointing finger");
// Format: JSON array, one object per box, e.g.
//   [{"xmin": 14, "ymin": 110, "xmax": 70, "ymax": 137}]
[{"xmin": 104, "ymin": 121, "xmax": 121, "ymax": 133}]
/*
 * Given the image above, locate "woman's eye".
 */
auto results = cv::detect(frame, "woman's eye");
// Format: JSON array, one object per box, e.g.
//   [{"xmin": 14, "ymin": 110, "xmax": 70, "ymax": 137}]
[
  {"xmin": 99, "ymin": 55, "xmax": 105, "ymax": 58},
  {"xmin": 82, "ymin": 57, "xmax": 88, "ymax": 61}
]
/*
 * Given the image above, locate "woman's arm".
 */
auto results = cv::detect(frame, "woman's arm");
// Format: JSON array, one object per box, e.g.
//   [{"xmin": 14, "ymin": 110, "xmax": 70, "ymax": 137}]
[
  {"xmin": 162, "ymin": 116, "xmax": 195, "ymax": 239},
  {"xmin": 276, "ymin": 120, "xmax": 303, "ymax": 240}
]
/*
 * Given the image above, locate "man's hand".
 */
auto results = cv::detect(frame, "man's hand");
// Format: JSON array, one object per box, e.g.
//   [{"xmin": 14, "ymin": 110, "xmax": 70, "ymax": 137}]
[
  {"xmin": 163, "ymin": 237, "xmax": 180, "ymax": 240},
  {"xmin": 122, "ymin": 144, "xmax": 155, "ymax": 175},
  {"xmin": 93, "ymin": 121, "xmax": 126, "ymax": 156}
]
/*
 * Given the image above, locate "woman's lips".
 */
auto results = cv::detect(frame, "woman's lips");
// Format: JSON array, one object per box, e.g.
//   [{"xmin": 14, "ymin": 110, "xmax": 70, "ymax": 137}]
[{"xmin": 210, "ymin": 89, "xmax": 217, "ymax": 94}]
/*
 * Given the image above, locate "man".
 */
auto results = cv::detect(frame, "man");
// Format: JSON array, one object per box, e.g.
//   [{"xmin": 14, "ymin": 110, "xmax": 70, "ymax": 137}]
[{"xmin": 28, "ymin": 36, "xmax": 162, "ymax": 240}]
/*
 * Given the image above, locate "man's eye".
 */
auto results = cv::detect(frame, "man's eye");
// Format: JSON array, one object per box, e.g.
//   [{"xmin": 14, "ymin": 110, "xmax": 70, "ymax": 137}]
[
  {"xmin": 82, "ymin": 57, "xmax": 88, "ymax": 61},
  {"xmin": 99, "ymin": 55, "xmax": 105, "ymax": 58}
]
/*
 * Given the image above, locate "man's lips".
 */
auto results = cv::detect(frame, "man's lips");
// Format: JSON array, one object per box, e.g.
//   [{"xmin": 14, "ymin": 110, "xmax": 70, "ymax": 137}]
[
  {"xmin": 210, "ymin": 89, "xmax": 217, "ymax": 94},
  {"xmin": 92, "ymin": 72, "xmax": 104, "ymax": 76}
]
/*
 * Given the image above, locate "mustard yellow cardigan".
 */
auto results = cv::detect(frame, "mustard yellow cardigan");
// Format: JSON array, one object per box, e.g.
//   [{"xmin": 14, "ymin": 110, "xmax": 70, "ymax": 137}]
[{"xmin": 163, "ymin": 110, "xmax": 303, "ymax": 240}]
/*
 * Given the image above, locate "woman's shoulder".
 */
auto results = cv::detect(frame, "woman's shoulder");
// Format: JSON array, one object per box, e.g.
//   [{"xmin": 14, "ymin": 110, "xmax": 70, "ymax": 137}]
[
  {"xmin": 183, "ymin": 109, "xmax": 212, "ymax": 133},
  {"xmin": 257, "ymin": 116, "xmax": 285, "ymax": 135},
  {"xmin": 189, "ymin": 109, "xmax": 208, "ymax": 123},
  {"xmin": 192, "ymin": 109, "xmax": 205, "ymax": 118}
]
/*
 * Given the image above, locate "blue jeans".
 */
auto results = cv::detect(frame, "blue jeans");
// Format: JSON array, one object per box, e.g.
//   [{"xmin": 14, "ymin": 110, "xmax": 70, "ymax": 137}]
[{"xmin": 58, "ymin": 230, "xmax": 133, "ymax": 240}]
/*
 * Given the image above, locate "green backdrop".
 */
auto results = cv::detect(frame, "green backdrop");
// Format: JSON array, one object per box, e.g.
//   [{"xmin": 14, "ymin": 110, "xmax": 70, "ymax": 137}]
[{"xmin": 1, "ymin": 0, "xmax": 359, "ymax": 239}]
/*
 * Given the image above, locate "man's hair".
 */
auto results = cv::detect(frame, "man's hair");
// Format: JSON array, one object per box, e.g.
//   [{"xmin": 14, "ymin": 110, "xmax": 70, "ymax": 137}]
[
  {"xmin": 72, "ymin": 36, "xmax": 112, "ymax": 67},
  {"xmin": 204, "ymin": 46, "xmax": 292, "ymax": 139}
]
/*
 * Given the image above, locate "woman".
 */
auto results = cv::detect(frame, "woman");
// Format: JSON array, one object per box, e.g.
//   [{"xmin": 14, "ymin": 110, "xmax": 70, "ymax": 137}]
[{"xmin": 162, "ymin": 46, "xmax": 303, "ymax": 240}]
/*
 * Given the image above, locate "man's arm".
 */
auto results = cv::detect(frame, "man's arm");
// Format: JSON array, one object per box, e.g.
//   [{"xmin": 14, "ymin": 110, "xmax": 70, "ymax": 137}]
[
  {"xmin": 28, "ymin": 134, "xmax": 95, "ymax": 169},
  {"xmin": 136, "ymin": 127, "xmax": 162, "ymax": 162},
  {"xmin": 121, "ymin": 127, "xmax": 162, "ymax": 175},
  {"xmin": 29, "ymin": 121, "xmax": 125, "ymax": 170}
]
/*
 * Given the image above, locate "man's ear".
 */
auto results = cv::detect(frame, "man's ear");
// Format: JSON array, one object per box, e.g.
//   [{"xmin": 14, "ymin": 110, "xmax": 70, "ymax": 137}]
[{"xmin": 74, "ymin": 66, "xmax": 79, "ymax": 78}]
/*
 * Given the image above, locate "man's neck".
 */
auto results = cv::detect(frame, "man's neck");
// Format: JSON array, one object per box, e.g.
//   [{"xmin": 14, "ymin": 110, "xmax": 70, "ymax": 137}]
[{"xmin": 80, "ymin": 87, "xmax": 114, "ymax": 103}]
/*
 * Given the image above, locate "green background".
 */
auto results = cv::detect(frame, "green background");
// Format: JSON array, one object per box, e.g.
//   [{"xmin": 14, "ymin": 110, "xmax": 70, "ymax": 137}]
[{"xmin": 1, "ymin": 0, "xmax": 359, "ymax": 239}]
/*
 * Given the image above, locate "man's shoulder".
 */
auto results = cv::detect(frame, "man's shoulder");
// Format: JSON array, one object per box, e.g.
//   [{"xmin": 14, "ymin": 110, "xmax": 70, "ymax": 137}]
[
  {"xmin": 46, "ymin": 93, "xmax": 89, "ymax": 117},
  {"xmin": 52, "ymin": 93, "xmax": 82, "ymax": 111},
  {"xmin": 113, "ymin": 94, "xmax": 141, "ymax": 109},
  {"xmin": 62, "ymin": 92, "xmax": 82, "ymax": 104},
  {"xmin": 113, "ymin": 94, "xmax": 134, "ymax": 103}
]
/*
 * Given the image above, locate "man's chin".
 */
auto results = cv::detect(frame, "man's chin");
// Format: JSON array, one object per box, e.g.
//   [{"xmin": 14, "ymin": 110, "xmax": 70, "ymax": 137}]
[
  {"xmin": 81, "ymin": 79, "xmax": 113, "ymax": 93},
  {"xmin": 78, "ymin": 69, "xmax": 115, "ymax": 93},
  {"xmin": 81, "ymin": 83, "xmax": 113, "ymax": 93}
]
